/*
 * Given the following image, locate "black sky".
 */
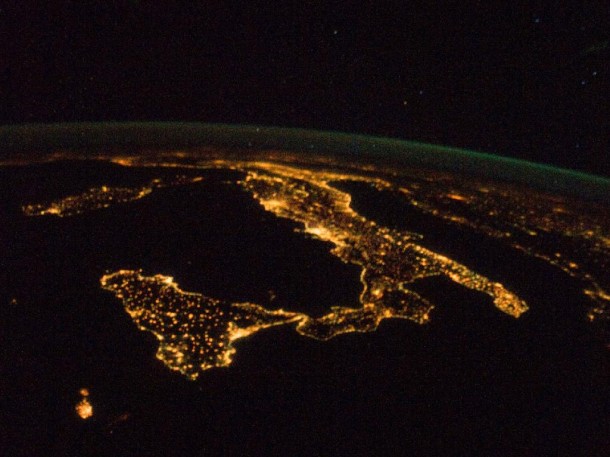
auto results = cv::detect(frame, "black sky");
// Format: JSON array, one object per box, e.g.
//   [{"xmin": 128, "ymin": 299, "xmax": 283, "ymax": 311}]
[{"xmin": 2, "ymin": 1, "xmax": 610, "ymax": 176}]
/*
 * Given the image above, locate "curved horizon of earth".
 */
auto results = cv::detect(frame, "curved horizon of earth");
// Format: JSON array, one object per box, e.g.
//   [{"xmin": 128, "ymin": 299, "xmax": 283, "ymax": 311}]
[
  {"xmin": 1, "ymin": 123, "xmax": 608, "ymax": 456},
  {"xmin": 1, "ymin": 122, "xmax": 609, "ymax": 203}
]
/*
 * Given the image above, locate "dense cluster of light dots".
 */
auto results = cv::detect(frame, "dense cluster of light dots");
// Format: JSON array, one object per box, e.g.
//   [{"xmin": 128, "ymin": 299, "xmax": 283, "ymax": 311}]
[
  {"xmin": 383, "ymin": 171, "xmax": 610, "ymax": 323},
  {"xmin": 101, "ymin": 270, "xmax": 303, "ymax": 380},
  {"xmin": 236, "ymin": 163, "xmax": 528, "ymax": 323},
  {"xmin": 22, "ymin": 175, "xmax": 203, "ymax": 217},
  {"xmin": 99, "ymin": 161, "xmax": 529, "ymax": 378},
  {"xmin": 20, "ymin": 152, "xmax": 608, "ymax": 377},
  {"xmin": 232, "ymin": 158, "xmax": 607, "ymax": 324}
]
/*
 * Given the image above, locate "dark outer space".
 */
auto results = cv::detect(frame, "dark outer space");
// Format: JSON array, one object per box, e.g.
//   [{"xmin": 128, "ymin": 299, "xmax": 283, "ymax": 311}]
[{"xmin": 2, "ymin": 1, "xmax": 610, "ymax": 176}]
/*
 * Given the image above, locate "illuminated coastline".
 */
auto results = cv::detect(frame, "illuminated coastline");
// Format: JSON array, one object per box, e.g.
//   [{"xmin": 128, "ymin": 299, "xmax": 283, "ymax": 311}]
[
  {"xmin": 99, "ymin": 161, "xmax": 532, "ymax": 379},
  {"xmin": 20, "ymin": 154, "xmax": 609, "ymax": 378}
]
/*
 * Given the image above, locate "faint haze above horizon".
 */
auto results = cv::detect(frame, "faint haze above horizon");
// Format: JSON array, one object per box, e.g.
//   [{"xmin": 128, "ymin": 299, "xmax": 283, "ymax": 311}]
[{"xmin": 2, "ymin": 2, "xmax": 609, "ymax": 177}]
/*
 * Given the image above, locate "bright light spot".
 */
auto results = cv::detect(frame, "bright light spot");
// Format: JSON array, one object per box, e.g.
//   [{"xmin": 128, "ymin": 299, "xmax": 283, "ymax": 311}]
[{"xmin": 76, "ymin": 388, "xmax": 93, "ymax": 420}]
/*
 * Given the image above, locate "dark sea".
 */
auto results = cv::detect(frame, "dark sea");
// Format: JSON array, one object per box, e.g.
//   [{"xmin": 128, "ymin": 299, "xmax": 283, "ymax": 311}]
[{"xmin": 1, "ymin": 162, "xmax": 608, "ymax": 456}]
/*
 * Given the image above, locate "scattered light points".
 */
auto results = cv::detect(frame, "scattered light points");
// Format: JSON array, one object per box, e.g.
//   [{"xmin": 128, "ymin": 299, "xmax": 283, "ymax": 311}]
[
  {"xmin": 6, "ymin": 147, "xmax": 610, "ymax": 384},
  {"xmin": 100, "ymin": 161, "xmax": 531, "ymax": 379},
  {"xmin": 393, "ymin": 171, "xmax": 610, "ymax": 322},
  {"xmin": 584, "ymin": 286, "xmax": 610, "ymax": 323},
  {"xmin": 76, "ymin": 388, "xmax": 93, "ymax": 419},
  {"xmin": 29, "ymin": 152, "xmax": 601, "ymax": 378},
  {"xmin": 101, "ymin": 270, "xmax": 303, "ymax": 379},
  {"xmin": 237, "ymin": 162, "xmax": 527, "ymax": 319},
  {"xmin": 22, "ymin": 175, "xmax": 203, "ymax": 217}
]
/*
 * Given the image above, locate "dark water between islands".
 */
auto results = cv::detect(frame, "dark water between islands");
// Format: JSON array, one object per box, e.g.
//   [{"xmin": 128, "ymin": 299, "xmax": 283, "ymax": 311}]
[{"xmin": 1, "ymin": 162, "xmax": 608, "ymax": 456}]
